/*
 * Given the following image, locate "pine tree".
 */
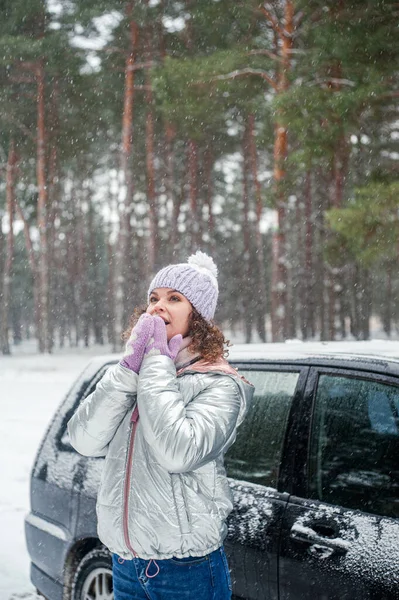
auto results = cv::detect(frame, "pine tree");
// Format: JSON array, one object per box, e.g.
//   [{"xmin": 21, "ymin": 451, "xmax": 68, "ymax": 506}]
[{"xmin": 275, "ymin": 0, "xmax": 398, "ymax": 339}]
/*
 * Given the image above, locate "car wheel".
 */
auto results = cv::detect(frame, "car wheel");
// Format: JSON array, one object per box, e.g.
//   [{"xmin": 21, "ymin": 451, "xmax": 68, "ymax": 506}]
[{"xmin": 72, "ymin": 546, "xmax": 113, "ymax": 600}]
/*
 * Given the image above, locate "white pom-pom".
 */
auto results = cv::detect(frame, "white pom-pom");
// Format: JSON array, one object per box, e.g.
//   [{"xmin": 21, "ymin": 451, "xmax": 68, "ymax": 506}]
[{"xmin": 188, "ymin": 250, "xmax": 218, "ymax": 279}]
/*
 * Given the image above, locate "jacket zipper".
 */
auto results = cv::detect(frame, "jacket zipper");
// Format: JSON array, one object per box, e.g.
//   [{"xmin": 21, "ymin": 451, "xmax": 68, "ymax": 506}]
[
  {"xmin": 179, "ymin": 474, "xmax": 191, "ymax": 527},
  {"xmin": 122, "ymin": 404, "xmax": 139, "ymax": 557}
]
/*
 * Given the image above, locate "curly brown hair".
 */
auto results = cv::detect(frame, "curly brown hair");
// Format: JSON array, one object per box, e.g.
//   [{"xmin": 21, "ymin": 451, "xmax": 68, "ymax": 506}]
[{"xmin": 121, "ymin": 304, "xmax": 231, "ymax": 362}]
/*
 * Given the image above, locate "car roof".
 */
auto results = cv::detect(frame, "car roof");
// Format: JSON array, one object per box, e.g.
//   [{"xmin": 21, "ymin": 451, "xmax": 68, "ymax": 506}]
[
  {"xmin": 229, "ymin": 341, "xmax": 399, "ymax": 377},
  {"xmin": 86, "ymin": 340, "xmax": 399, "ymax": 378}
]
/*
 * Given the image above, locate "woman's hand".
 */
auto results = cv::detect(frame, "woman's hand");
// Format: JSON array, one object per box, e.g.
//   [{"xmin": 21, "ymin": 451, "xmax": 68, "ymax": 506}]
[
  {"xmin": 120, "ymin": 313, "xmax": 156, "ymax": 373},
  {"xmin": 144, "ymin": 315, "xmax": 183, "ymax": 361}
]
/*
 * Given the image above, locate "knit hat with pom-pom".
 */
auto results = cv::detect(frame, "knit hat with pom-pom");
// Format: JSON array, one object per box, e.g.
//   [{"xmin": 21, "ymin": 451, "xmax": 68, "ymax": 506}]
[{"xmin": 147, "ymin": 251, "xmax": 219, "ymax": 321}]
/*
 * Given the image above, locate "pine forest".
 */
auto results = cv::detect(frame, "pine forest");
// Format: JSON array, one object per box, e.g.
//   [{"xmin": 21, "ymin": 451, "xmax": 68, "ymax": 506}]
[{"xmin": 0, "ymin": 0, "xmax": 398, "ymax": 353}]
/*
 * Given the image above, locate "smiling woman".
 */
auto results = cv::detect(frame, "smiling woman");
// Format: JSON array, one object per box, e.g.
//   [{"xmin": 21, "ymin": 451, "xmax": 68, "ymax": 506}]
[{"xmin": 68, "ymin": 250, "xmax": 255, "ymax": 600}]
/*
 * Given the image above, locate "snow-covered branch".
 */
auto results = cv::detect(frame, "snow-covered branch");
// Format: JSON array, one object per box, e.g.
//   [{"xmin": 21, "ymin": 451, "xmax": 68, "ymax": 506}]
[{"xmin": 206, "ymin": 68, "xmax": 278, "ymax": 91}]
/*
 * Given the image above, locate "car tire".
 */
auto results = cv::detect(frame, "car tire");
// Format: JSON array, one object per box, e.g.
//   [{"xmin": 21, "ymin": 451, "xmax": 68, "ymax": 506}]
[{"xmin": 71, "ymin": 546, "xmax": 113, "ymax": 600}]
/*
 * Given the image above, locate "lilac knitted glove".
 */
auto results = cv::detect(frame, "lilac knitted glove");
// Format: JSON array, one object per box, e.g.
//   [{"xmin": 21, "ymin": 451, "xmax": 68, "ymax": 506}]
[
  {"xmin": 120, "ymin": 313, "xmax": 155, "ymax": 373},
  {"xmin": 144, "ymin": 315, "xmax": 183, "ymax": 361}
]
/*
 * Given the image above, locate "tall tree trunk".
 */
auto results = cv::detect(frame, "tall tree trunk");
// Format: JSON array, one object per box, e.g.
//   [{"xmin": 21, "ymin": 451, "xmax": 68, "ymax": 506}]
[
  {"xmin": 269, "ymin": 0, "xmax": 294, "ymax": 341},
  {"xmin": 36, "ymin": 60, "xmax": 50, "ymax": 352},
  {"xmin": 107, "ymin": 237, "xmax": 117, "ymax": 349},
  {"xmin": 70, "ymin": 193, "xmax": 81, "ymax": 346},
  {"xmin": 325, "ymin": 155, "xmax": 336, "ymax": 341},
  {"xmin": 271, "ymin": 182, "xmax": 288, "ymax": 341},
  {"xmin": 14, "ymin": 199, "xmax": 40, "ymax": 339},
  {"xmin": 11, "ymin": 303, "xmax": 22, "ymax": 345},
  {"xmin": 326, "ymin": 138, "xmax": 349, "ymax": 342},
  {"xmin": 47, "ymin": 143, "xmax": 57, "ymax": 351},
  {"xmin": 87, "ymin": 200, "xmax": 104, "ymax": 345},
  {"xmin": 338, "ymin": 277, "xmax": 347, "ymax": 339},
  {"xmin": 383, "ymin": 262, "xmax": 392, "ymax": 337},
  {"xmin": 359, "ymin": 268, "xmax": 371, "ymax": 340},
  {"xmin": 326, "ymin": 263, "xmax": 336, "ymax": 340},
  {"xmin": 46, "ymin": 77, "xmax": 60, "ymax": 352},
  {"xmin": 165, "ymin": 123, "xmax": 178, "ymax": 261},
  {"xmin": 349, "ymin": 263, "xmax": 359, "ymax": 339},
  {"xmin": 297, "ymin": 187, "xmax": 306, "ymax": 339},
  {"xmin": 79, "ymin": 184, "xmax": 90, "ymax": 348},
  {"xmin": 1, "ymin": 140, "xmax": 18, "ymax": 355},
  {"xmin": 170, "ymin": 178, "xmax": 185, "ymax": 259},
  {"xmin": 145, "ymin": 66, "xmax": 157, "ymax": 271},
  {"xmin": 113, "ymin": 11, "xmax": 138, "ymax": 346},
  {"xmin": 242, "ymin": 131, "xmax": 251, "ymax": 261},
  {"xmin": 316, "ymin": 194, "xmax": 329, "ymax": 341},
  {"xmin": 158, "ymin": 7, "xmax": 178, "ymax": 263},
  {"xmin": 144, "ymin": 0, "xmax": 158, "ymax": 271},
  {"xmin": 248, "ymin": 113, "xmax": 267, "ymax": 342},
  {"xmin": 242, "ymin": 118, "xmax": 253, "ymax": 343},
  {"xmin": 188, "ymin": 139, "xmax": 200, "ymax": 251},
  {"xmin": 302, "ymin": 170, "xmax": 314, "ymax": 339},
  {"xmin": 64, "ymin": 182, "xmax": 79, "ymax": 346},
  {"xmin": 203, "ymin": 148, "xmax": 216, "ymax": 257},
  {"xmin": 326, "ymin": 50, "xmax": 349, "ymax": 340}
]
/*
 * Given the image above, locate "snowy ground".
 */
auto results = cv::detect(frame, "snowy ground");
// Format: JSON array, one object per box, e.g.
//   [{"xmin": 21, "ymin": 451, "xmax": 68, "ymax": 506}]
[{"xmin": 0, "ymin": 341, "xmax": 114, "ymax": 600}]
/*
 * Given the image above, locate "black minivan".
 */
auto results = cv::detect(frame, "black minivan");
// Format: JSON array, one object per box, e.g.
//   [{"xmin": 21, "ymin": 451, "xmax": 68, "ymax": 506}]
[{"xmin": 25, "ymin": 342, "xmax": 399, "ymax": 600}]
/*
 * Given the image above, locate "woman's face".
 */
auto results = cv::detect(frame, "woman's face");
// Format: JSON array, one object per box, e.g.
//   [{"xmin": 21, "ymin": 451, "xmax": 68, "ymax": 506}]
[{"xmin": 146, "ymin": 287, "xmax": 192, "ymax": 341}]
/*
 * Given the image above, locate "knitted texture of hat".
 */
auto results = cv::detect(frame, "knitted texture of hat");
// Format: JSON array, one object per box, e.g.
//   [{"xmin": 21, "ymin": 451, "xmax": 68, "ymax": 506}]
[{"xmin": 147, "ymin": 251, "xmax": 219, "ymax": 321}]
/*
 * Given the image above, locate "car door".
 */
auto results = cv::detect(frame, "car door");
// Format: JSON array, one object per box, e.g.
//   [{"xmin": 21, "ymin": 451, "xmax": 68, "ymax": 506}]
[
  {"xmin": 279, "ymin": 367, "xmax": 399, "ymax": 600},
  {"xmin": 224, "ymin": 365, "xmax": 309, "ymax": 600}
]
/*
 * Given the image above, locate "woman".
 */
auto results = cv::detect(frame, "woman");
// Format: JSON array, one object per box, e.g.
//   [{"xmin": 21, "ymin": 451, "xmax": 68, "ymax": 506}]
[{"xmin": 68, "ymin": 251, "xmax": 254, "ymax": 600}]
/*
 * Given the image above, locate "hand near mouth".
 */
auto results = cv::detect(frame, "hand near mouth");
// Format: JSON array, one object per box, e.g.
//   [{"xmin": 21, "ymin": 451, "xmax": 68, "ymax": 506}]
[
  {"xmin": 158, "ymin": 317, "xmax": 170, "ymax": 325},
  {"xmin": 120, "ymin": 313, "xmax": 156, "ymax": 373},
  {"xmin": 144, "ymin": 315, "xmax": 183, "ymax": 361}
]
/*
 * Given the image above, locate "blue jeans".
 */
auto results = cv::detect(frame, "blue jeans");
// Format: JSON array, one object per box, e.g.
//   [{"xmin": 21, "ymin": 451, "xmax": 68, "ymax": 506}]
[{"xmin": 112, "ymin": 547, "xmax": 232, "ymax": 600}]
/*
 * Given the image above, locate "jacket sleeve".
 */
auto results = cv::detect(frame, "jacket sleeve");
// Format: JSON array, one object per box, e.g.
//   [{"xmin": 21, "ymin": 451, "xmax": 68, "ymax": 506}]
[
  {"xmin": 137, "ymin": 355, "xmax": 242, "ymax": 473},
  {"xmin": 68, "ymin": 363, "xmax": 138, "ymax": 457}
]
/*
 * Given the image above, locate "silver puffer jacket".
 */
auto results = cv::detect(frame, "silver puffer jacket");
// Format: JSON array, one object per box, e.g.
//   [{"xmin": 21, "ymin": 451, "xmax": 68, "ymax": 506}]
[{"xmin": 68, "ymin": 354, "xmax": 254, "ymax": 560}]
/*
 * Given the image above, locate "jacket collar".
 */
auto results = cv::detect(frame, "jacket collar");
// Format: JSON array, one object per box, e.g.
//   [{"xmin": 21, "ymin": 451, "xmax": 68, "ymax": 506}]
[
  {"xmin": 175, "ymin": 338, "xmax": 241, "ymax": 379},
  {"xmin": 175, "ymin": 337, "xmax": 253, "ymax": 386},
  {"xmin": 174, "ymin": 336, "xmax": 200, "ymax": 370}
]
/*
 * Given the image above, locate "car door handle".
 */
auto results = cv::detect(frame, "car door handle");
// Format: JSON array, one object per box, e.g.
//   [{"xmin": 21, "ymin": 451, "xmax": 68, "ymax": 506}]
[{"xmin": 290, "ymin": 523, "xmax": 351, "ymax": 553}]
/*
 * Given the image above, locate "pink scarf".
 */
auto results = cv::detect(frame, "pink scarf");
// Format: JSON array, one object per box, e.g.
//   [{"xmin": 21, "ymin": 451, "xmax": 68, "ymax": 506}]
[{"xmin": 175, "ymin": 337, "xmax": 246, "ymax": 380}]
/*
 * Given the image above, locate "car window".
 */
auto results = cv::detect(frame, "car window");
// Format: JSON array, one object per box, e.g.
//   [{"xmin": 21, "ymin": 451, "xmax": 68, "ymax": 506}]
[
  {"xmin": 59, "ymin": 365, "xmax": 111, "ymax": 451},
  {"xmin": 309, "ymin": 374, "xmax": 399, "ymax": 519},
  {"xmin": 224, "ymin": 370, "xmax": 299, "ymax": 488}
]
